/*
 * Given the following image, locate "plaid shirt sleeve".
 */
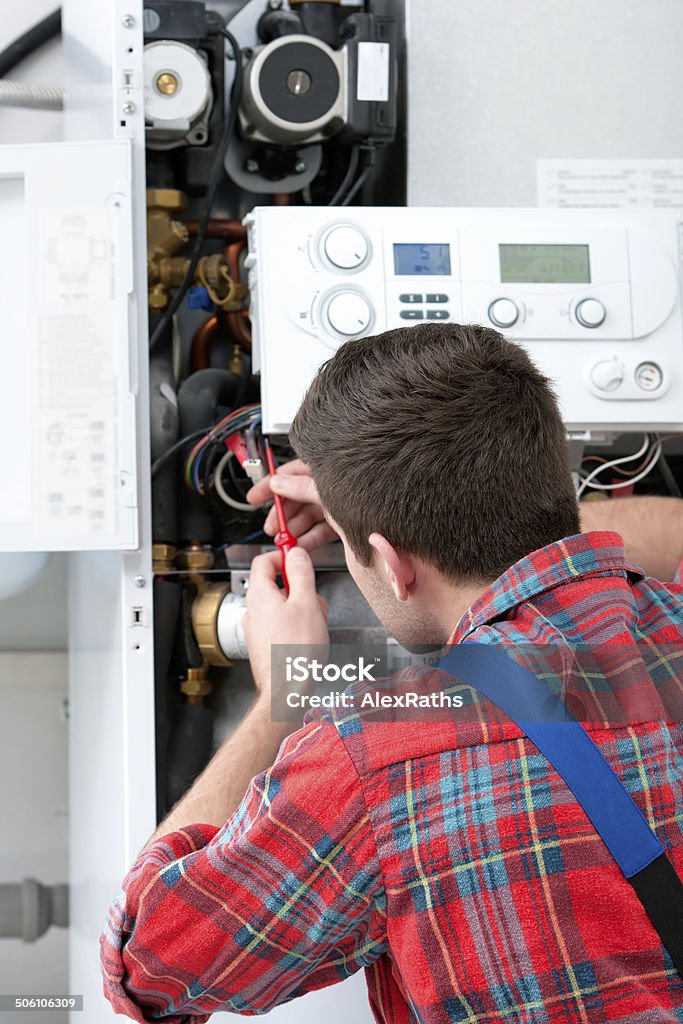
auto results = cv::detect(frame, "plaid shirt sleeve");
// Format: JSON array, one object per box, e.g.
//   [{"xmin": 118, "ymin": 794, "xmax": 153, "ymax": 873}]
[{"xmin": 100, "ymin": 719, "xmax": 388, "ymax": 1023}]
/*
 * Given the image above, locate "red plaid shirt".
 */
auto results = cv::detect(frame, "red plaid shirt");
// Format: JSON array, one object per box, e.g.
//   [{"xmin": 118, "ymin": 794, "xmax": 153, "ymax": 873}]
[{"xmin": 101, "ymin": 531, "xmax": 683, "ymax": 1023}]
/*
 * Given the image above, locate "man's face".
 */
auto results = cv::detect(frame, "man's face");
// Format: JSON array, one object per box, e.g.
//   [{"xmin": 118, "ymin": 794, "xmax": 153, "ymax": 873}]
[{"xmin": 324, "ymin": 510, "xmax": 447, "ymax": 648}]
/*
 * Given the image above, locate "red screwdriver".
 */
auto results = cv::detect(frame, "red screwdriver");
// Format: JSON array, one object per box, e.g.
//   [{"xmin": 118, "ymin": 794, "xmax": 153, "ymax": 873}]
[{"xmin": 264, "ymin": 440, "xmax": 298, "ymax": 595}]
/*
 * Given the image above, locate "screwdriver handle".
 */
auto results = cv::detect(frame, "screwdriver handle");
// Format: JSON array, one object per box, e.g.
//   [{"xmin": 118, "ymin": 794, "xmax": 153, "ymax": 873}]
[{"xmin": 274, "ymin": 528, "xmax": 298, "ymax": 594}]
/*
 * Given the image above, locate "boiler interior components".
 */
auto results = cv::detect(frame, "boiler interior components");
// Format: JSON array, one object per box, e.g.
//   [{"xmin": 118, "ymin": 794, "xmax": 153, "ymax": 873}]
[{"xmin": 144, "ymin": 40, "xmax": 213, "ymax": 149}]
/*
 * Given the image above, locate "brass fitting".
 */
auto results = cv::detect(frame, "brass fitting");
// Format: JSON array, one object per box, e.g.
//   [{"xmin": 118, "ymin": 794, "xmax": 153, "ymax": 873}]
[
  {"xmin": 176, "ymin": 543, "xmax": 215, "ymax": 575},
  {"xmin": 180, "ymin": 666, "xmax": 213, "ymax": 701},
  {"xmin": 146, "ymin": 189, "xmax": 190, "ymax": 310},
  {"xmin": 152, "ymin": 542, "xmax": 177, "ymax": 574},
  {"xmin": 228, "ymin": 344, "xmax": 245, "ymax": 375},
  {"xmin": 192, "ymin": 584, "xmax": 235, "ymax": 668}
]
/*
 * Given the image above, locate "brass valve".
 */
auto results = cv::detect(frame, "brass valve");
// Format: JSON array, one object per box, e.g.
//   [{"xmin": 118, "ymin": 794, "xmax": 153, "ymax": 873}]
[{"xmin": 146, "ymin": 188, "xmax": 248, "ymax": 312}]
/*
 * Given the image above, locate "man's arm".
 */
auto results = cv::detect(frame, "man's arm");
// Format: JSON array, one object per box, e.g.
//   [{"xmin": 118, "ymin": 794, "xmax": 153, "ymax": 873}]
[
  {"xmin": 580, "ymin": 496, "xmax": 683, "ymax": 581},
  {"xmin": 101, "ymin": 720, "xmax": 387, "ymax": 1024},
  {"xmin": 149, "ymin": 547, "xmax": 326, "ymax": 844},
  {"xmin": 101, "ymin": 547, "xmax": 388, "ymax": 1023}
]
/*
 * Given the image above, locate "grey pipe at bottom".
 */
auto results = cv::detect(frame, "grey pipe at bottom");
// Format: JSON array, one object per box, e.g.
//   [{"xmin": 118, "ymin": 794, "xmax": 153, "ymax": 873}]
[{"xmin": 0, "ymin": 880, "xmax": 68, "ymax": 942}]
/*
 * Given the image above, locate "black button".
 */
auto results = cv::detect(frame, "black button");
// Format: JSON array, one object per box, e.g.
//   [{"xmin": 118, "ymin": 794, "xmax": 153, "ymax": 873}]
[
  {"xmin": 427, "ymin": 310, "xmax": 449, "ymax": 320},
  {"xmin": 400, "ymin": 310, "xmax": 424, "ymax": 320},
  {"xmin": 426, "ymin": 293, "xmax": 449, "ymax": 303},
  {"xmin": 400, "ymin": 293, "xmax": 423, "ymax": 303}
]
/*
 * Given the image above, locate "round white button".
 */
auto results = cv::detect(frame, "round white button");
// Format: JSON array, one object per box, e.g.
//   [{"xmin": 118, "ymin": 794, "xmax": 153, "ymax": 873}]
[
  {"xmin": 323, "ymin": 226, "xmax": 369, "ymax": 270},
  {"xmin": 591, "ymin": 358, "xmax": 624, "ymax": 392},
  {"xmin": 325, "ymin": 291, "xmax": 373, "ymax": 336},
  {"xmin": 488, "ymin": 298, "xmax": 519, "ymax": 329},
  {"xmin": 575, "ymin": 298, "xmax": 606, "ymax": 328},
  {"xmin": 635, "ymin": 362, "xmax": 663, "ymax": 392}
]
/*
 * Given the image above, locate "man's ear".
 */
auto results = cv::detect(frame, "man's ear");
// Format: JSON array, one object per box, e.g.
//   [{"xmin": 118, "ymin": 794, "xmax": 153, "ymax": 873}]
[{"xmin": 368, "ymin": 533, "xmax": 416, "ymax": 602}]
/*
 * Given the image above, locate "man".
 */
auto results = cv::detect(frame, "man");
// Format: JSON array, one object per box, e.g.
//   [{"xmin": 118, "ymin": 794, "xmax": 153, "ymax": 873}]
[{"xmin": 101, "ymin": 323, "xmax": 683, "ymax": 1023}]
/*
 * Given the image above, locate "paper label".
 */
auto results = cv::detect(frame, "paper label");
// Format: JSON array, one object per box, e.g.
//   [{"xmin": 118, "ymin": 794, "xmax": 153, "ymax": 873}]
[
  {"xmin": 33, "ymin": 210, "xmax": 121, "ymax": 536},
  {"xmin": 357, "ymin": 42, "xmax": 390, "ymax": 103},
  {"xmin": 538, "ymin": 159, "xmax": 683, "ymax": 208}
]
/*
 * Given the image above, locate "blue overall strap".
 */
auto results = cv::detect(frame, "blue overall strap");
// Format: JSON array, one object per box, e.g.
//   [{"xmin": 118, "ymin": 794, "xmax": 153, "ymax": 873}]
[{"xmin": 437, "ymin": 642, "xmax": 683, "ymax": 975}]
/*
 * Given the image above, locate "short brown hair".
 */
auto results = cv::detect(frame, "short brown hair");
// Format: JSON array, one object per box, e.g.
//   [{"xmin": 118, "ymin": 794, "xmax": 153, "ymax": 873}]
[{"xmin": 290, "ymin": 322, "xmax": 580, "ymax": 582}]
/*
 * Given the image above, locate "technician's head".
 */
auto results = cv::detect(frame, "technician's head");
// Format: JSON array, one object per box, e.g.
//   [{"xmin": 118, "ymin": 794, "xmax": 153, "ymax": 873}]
[{"xmin": 290, "ymin": 322, "xmax": 580, "ymax": 645}]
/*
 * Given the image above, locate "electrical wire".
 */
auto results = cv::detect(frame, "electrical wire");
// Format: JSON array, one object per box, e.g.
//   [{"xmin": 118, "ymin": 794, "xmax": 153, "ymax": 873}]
[
  {"xmin": 151, "ymin": 428, "xmax": 212, "ymax": 477},
  {"xmin": 578, "ymin": 442, "xmax": 663, "ymax": 496},
  {"xmin": 658, "ymin": 451, "xmax": 683, "ymax": 498},
  {"xmin": 340, "ymin": 165, "xmax": 372, "ymax": 207},
  {"xmin": 0, "ymin": 9, "xmax": 61, "ymax": 78},
  {"xmin": 246, "ymin": 416, "xmax": 261, "ymax": 460},
  {"xmin": 213, "ymin": 450, "xmax": 255, "ymax": 511},
  {"xmin": 581, "ymin": 434, "xmax": 681, "ymax": 479},
  {"xmin": 328, "ymin": 145, "xmax": 360, "ymax": 206},
  {"xmin": 577, "ymin": 434, "xmax": 651, "ymax": 498},
  {"xmin": 149, "ymin": 27, "xmax": 243, "ymax": 352},
  {"xmin": 183, "ymin": 403, "xmax": 261, "ymax": 492}
]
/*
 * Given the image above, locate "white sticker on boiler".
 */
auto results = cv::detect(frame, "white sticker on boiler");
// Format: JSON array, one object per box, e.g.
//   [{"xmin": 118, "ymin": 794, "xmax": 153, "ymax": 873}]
[
  {"xmin": 538, "ymin": 159, "xmax": 683, "ymax": 208},
  {"xmin": 34, "ymin": 210, "xmax": 121, "ymax": 536},
  {"xmin": 357, "ymin": 42, "xmax": 390, "ymax": 102}
]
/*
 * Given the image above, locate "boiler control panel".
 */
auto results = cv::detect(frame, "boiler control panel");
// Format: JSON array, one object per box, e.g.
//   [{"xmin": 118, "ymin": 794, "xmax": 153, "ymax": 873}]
[{"xmin": 245, "ymin": 207, "xmax": 683, "ymax": 433}]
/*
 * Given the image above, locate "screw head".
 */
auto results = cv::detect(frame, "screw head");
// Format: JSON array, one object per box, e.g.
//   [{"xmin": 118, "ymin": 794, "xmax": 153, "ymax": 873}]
[
  {"xmin": 245, "ymin": 158, "xmax": 260, "ymax": 173},
  {"xmin": 268, "ymin": 0, "xmax": 284, "ymax": 9},
  {"xmin": 294, "ymin": 160, "xmax": 307, "ymax": 173},
  {"xmin": 134, "ymin": 575, "xmax": 146, "ymax": 588},
  {"xmin": 122, "ymin": 101, "xmax": 136, "ymax": 114},
  {"xmin": 121, "ymin": 14, "xmax": 135, "ymax": 28}
]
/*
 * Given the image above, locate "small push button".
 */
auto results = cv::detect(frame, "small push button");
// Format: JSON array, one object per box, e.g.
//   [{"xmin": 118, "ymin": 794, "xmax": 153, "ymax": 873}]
[
  {"xmin": 400, "ymin": 309, "xmax": 424, "ymax": 320},
  {"xmin": 400, "ymin": 293, "xmax": 423, "ymax": 303},
  {"xmin": 427, "ymin": 310, "xmax": 449, "ymax": 320},
  {"xmin": 426, "ymin": 293, "xmax": 449, "ymax": 303}
]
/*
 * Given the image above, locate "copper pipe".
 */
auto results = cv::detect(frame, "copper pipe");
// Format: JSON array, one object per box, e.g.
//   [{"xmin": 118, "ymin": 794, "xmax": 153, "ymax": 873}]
[
  {"xmin": 225, "ymin": 239, "xmax": 252, "ymax": 351},
  {"xmin": 183, "ymin": 218, "xmax": 247, "ymax": 242},
  {"xmin": 191, "ymin": 314, "xmax": 224, "ymax": 372},
  {"xmin": 226, "ymin": 239, "xmax": 244, "ymax": 281},
  {"xmin": 272, "ymin": 193, "xmax": 291, "ymax": 206},
  {"xmin": 227, "ymin": 310, "xmax": 252, "ymax": 350}
]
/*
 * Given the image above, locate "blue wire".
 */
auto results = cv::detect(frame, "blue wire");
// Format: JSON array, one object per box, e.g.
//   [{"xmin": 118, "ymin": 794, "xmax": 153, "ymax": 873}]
[{"xmin": 247, "ymin": 416, "xmax": 261, "ymax": 459}]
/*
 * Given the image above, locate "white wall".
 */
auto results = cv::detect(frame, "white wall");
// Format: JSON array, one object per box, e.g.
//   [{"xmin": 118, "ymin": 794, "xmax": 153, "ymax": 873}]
[
  {"xmin": 0, "ymin": 655, "xmax": 68, "ymax": 1024},
  {"xmin": 408, "ymin": 0, "xmax": 683, "ymax": 206}
]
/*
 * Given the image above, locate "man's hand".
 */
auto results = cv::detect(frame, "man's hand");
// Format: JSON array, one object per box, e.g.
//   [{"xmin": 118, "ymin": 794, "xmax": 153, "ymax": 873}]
[
  {"xmin": 246, "ymin": 458, "xmax": 339, "ymax": 550},
  {"xmin": 243, "ymin": 547, "xmax": 329, "ymax": 704}
]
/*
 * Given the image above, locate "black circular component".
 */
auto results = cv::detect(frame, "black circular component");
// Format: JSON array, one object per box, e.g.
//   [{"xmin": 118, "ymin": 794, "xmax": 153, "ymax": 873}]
[{"xmin": 258, "ymin": 40, "xmax": 339, "ymax": 125}]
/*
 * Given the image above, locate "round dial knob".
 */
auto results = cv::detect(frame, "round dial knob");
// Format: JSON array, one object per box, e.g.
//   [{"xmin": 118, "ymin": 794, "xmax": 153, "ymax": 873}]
[
  {"xmin": 591, "ymin": 358, "xmax": 624, "ymax": 393},
  {"xmin": 488, "ymin": 297, "xmax": 519, "ymax": 329},
  {"xmin": 575, "ymin": 298, "xmax": 606, "ymax": 328},
  {"xmin": 325, "ymin": 291, "xmax": 373, "ymax": 336},
  {"xmin": 323, "ymin": 225, "xmax": 369, "ymax": 270},
  {"xmin": 635, "ymin": 361, "xmax": 663, "ymax": 392}
]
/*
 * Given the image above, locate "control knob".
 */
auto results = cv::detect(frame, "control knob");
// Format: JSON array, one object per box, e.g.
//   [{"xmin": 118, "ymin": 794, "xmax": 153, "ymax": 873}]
[
  {"xmin": 488, "ymin": 297, "xmax": 519, "ymax": 329},
  {"xmin": 323, "ymin": 225, "xmax": 369, "ymax": 270},
  {"xmin": 325, "ymin": 291, "xmax": 373, "ymax": 337},
  {"xmin": 575, "ymin": 298, "xmax": 606, "ymax": 328},
  {"xmin": 590, "ymin": 357, "xmax": 624, "ymax": 393}
]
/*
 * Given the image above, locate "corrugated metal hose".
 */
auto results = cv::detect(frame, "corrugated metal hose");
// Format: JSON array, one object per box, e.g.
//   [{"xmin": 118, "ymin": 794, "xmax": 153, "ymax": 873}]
[{"xmin": 0, "ymin": 81, "xmax": 63, "ymax": 110}]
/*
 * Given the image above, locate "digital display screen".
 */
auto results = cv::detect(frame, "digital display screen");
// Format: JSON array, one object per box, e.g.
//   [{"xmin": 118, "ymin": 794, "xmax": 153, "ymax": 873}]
[
  {"xmin": 393, "ymin": 243, "xmax": 451, "ymax": 276},
  {"xmin": 499, "ymin": 244, "xmax": 591, "ymax": 283}
]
